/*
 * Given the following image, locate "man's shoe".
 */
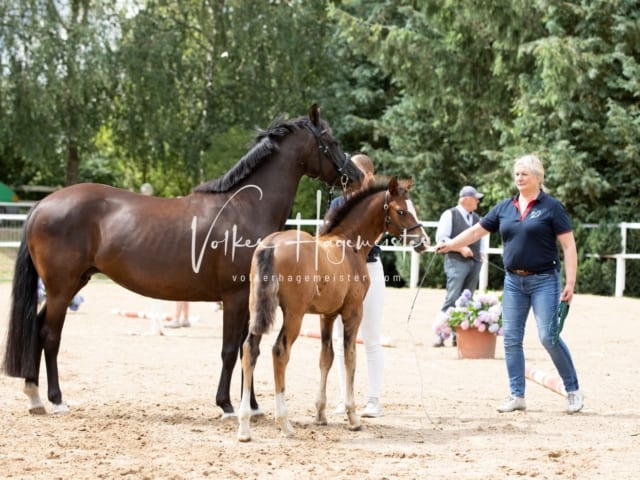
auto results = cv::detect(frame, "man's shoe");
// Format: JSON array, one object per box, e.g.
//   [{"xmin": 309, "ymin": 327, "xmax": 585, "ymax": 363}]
[
  {"xmin": 361, "ymin": 398, "xmax": 383, "ymax": 418},
  {"xmin": 566, "ymin": 390, "xmax": 584, "ymax": 414},
  {"xmin": 496, "ymin": 396, "xmax": 526, "ymax": 413},
  {"xmin": 164, "ymin": 319, "xmax": 181, "ymax": 328},
  {"xmin": 451, "ymin": 335, "xmax": 457, "ymax": 347}
]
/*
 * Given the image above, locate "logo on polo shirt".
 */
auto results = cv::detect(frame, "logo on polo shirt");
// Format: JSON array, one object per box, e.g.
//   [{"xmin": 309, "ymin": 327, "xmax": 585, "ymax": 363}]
[{"xmin": 530, "ymin": 209, "xmax": 542, "ymax": 219}]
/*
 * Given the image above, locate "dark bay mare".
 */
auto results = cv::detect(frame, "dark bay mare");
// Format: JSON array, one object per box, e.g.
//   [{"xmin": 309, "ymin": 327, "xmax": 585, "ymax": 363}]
[
  {"xmin": 237, "ymin": 177, "xmax": 430, "ymax": 441},
  {"xmin": 2, "ymin": 104, "xmax": 363, "ymax": 418}
]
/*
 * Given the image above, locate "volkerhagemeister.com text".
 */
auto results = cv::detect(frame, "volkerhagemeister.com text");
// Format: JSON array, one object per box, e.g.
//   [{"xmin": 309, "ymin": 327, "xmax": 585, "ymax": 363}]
[{"xmin": 231, "ymin": 273, "xmax": 402, "ymax": 284}]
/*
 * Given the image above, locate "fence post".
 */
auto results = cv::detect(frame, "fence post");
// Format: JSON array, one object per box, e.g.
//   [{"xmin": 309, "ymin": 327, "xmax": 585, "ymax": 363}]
[
  {"xmin": 615, "ymin": 223, "xmax": 628, "ymax": 297},
  {"xmin": 479, "ymin": 259, "xmax": 488, "ymax": 292},
  {"xmin": 410, "ymin": 251, "xmax": 420, "ymax": 288},
  {"xmin": 479, "ymin": 236, "xmax": 490, "ymax": 291}
]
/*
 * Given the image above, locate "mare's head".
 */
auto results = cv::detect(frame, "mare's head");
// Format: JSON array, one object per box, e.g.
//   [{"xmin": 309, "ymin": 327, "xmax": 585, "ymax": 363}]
[
  {"xmin": 302, "ymin": 103, "xmax": 363, "ymax": 190},
  {"xmin": 383, "ymin": 177, "xmax": 430, "ymax": 252}
]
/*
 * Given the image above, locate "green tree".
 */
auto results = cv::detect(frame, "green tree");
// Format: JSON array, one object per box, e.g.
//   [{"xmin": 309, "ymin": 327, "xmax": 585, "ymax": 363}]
[
  {"xmin": 113, "ymin": 0, "xmax": 346, "ymax": 197},
  {"xmin": 0, "ymin": 0, "xmax": 118, "ymax": 186},
  {"xmin": 501, "ymin": 0, "xmax": 640, "ymax": 222}
]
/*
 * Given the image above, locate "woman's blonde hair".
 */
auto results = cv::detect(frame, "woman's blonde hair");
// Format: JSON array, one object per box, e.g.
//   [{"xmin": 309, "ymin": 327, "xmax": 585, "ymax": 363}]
[{"xmin": 514, "ymin": 154, "xmax": 545, "ymax": 189}]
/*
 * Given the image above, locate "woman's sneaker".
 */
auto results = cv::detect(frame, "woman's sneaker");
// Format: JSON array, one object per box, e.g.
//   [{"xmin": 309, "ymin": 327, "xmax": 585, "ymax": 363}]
[
  {"xmin": 566, "ymin": 390, "xmax": 584, "ymax": 413},
  {"xmin": 496, "ymin": 396, "xmax": 526, "ymax": 413},
  {"xmin": 361, "ymin": 398, "xmax": 383, "ymax": 418}
]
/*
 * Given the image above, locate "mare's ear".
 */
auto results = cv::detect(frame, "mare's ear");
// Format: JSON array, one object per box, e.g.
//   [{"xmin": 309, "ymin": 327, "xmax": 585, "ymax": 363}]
[
  {"xmin": 388, "ymin": 176, "xmax": 399, "ymax": 195},
  {"xmin": 309, "ymin": 103, "xmax": 320, "ymax": 126}
]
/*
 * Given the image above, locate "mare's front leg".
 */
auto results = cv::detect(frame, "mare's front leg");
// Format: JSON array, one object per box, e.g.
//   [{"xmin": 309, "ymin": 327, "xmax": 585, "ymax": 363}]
[
  {"xmin": 216, "ymin": 289, "xmax": 261, "ymax": 420},
  {"xmin": 314, "ymin": 313, "xmax": 337, "ymax": 426},
  {"xmin": 237, "ymin": 332, "xmax": 262, "ymax": 442}
]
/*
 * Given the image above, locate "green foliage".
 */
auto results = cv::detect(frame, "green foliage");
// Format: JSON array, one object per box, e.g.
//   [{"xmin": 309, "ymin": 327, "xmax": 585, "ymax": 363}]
[
  {"xmin": 1, "ymin": 0, "xmax": 639, "ymax": 297},
  {"xmin": 579, "ymin": 258, "xmax": 616, "ymax": 296},
  {"xmin": 0, "ymin": 0, "xmax": 118, "ymax": 185}
]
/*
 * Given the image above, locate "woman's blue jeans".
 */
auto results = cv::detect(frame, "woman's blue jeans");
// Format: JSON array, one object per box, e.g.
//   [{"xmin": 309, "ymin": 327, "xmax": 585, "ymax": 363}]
[{"xmin": 502, "ymin": 270, "xmax": 580, "ymax": 397}]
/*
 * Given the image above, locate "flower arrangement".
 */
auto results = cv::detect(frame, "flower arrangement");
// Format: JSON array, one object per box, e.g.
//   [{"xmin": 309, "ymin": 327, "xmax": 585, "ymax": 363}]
[{"xmin": 434, "ymin": 289, "xmax": 503, "ymax": 339}]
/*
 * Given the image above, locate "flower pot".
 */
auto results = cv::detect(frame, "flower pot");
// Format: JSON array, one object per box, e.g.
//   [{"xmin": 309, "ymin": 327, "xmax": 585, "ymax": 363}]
[{"xmin": 455, "ymin": 327, "xmax": 497, "ymax": 359}]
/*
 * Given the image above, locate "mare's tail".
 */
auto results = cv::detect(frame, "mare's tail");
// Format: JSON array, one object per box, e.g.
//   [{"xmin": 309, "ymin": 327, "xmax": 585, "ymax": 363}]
[
  {"xmin": 2, "ymin": 227, "xmax": 40, "ymax": 378},
  {"xmin": 249, "ymin": 247, "xmax": 280, "ymax": 335}
]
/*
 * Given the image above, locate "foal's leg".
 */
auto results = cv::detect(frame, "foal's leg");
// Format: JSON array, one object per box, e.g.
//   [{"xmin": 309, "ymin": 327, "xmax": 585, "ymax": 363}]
[
  {"xmin": 237, "ymin": 332, "xmax": 262, "ymax": 442},
  {"xmin": 315, "ymin": 313, "xmax": 337, "ymax": 425},
  {"xmin": 272, "ymin": 310, "xmax": 304, "ymax": 437},
  {"xmin": 342, "ymin": 308, "xmax": 363, "ymax": 431}
]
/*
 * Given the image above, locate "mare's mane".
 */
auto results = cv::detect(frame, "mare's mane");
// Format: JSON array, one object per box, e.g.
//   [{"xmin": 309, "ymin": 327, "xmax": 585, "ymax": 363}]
[
  {"xmin": 320, "ymin": 183, "xmax": 389, "ymax": 235},
  {"xmin": 194, "ymin": 116, "xmax": 320, "ymax": 194}
]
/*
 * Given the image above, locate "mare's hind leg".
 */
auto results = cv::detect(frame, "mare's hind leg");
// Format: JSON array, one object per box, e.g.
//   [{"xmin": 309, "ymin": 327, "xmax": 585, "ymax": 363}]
[
  {"xmin": 23, "ymin": 308, "xmax": 46, "ymax": 414},
  {"xmin": 314, "ymin": 313, "xmax": 338, "ymax": 426},
  {"xmin": 24, "ymin": 381, "xmax": 46, "ymax": 414},
  {"xmin": 272, "ymin": 310, "xmax": 304, "ymax": 438},
  {"xmin": 41, "ymin": 297, "xmax": 72, "ymax": 413},
  {"xmin": 237, "ymin": 332, "xmax": 262, "ymax": 442},
  {"xmin": 217, "ymin": 290, "xmax": 262, "ymax": 420}
]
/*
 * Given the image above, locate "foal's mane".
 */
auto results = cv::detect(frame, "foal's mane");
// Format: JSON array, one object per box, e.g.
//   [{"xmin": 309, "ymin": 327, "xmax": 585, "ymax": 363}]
[
  {"xmin": 320, "ymin": 183, "xmax": 389, "ymax": 235},
  {"xmin": 194, "ymin": 115, "xmax": 320, "ymax": 193}
]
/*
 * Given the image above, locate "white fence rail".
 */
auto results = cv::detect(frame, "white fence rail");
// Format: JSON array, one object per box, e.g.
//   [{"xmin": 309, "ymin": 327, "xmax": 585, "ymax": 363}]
[{"xmin": 1, "ymin": 204, "xmax": 638, "ymax": 297}]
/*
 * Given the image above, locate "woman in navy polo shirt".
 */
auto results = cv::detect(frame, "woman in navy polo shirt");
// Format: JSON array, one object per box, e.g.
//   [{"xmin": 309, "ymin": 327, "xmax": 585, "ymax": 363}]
[{"xmin": 437, "ymin": 154, "xmax": 583, "ymax": 414}]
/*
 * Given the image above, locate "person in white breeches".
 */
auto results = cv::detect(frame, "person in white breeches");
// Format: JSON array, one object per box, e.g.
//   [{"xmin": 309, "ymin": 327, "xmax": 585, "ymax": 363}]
[
  {"xmin": 328, "ymin": 153, "xmax": 386, "ymax": 418},
  {"xmin": 333, "ymin": 255, "xmax": 385, "ymax": 417}
]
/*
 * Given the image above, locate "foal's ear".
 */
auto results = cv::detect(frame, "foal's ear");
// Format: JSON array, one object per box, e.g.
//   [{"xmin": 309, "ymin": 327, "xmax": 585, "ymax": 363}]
[
  {"xmin": 404, "ymin": 177, "xmax": 413, "ymax": 190},
  {"xmin": 388, "ymin": 176, "xmax": 399, "ymax": 195},
  {"xmin": 309, "ymin": 103, "xmax": 321, "ymax": 126}
]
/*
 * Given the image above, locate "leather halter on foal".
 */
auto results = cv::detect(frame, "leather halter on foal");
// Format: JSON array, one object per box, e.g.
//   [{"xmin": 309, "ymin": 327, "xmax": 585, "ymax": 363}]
[{"xmin": 383, "ymin": 190, "xmax": 423, "ymax": 234}]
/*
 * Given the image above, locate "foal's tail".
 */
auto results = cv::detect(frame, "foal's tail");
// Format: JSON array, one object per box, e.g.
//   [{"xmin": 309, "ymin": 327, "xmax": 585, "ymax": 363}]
[
  {"xmin": 2, "ymin": 227, "xmax": 40, "ymax": 379},
  {"xmin": 249, "ymin": 247, "xmax": 280, "ymax": 336}
]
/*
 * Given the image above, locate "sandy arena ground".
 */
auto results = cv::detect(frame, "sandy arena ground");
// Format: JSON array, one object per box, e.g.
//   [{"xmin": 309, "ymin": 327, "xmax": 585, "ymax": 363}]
[{"xmin": 0, "ymin": 280, "xmax": 638, "ymax": 479}]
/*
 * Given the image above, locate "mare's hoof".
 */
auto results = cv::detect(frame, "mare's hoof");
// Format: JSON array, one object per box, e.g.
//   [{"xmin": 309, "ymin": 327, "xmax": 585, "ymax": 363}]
[
  {"xmin": 237, "ymin": 433, "xmax": 252, "ymax": 442},
  {"xmin": 348, "ymin": 424, "xmax": 363, "ymax": 432},
  {"xmin": 28, "ymin": 406, "xmax": 47, "ymax": 415},
  {"xmin": 221, "ymin": 411, "xmax": 237, "ymax": 422},
  {"xmin": 52, "ymin": 403, "xmax": 70, "ymax": 414}
]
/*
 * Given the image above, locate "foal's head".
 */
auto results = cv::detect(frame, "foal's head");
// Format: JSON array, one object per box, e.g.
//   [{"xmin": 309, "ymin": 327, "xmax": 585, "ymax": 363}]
[
  {"xmin": 383, "ymin": 177, "xmax": 430, "ymax": 252},
  {"xmin": 321, "ymin": 176, "xmax": 430, "ymax": 252}
]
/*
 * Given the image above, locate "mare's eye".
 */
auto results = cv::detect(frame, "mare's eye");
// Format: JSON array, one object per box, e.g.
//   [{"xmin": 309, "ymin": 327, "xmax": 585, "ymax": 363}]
[{"xmin": 397, "ymin": 209, "xmax": 405, "ymax": 215}]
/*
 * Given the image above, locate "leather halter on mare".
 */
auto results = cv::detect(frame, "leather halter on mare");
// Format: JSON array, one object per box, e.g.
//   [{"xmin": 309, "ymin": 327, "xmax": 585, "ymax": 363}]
[
  {"xmin": 304, "ymin": 121, "xmax": 351, "ymax": 205},
  {"xmin": 383, "ymin": 190, "xmax": 423, "ymax": 234}
]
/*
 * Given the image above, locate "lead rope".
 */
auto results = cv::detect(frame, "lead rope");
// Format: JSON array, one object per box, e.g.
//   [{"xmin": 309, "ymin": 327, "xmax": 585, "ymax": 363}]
[
  {"xmin": 405, "ymin": 252, "xmax": 506, "ymax": 427},
  {"xmin": 402, "ymin": 248, "xmax": 443, "ymax": 428}
]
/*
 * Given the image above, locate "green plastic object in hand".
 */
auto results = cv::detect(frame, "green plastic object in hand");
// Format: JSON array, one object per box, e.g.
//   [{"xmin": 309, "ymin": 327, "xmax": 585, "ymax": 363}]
[{"xmin": 550, "ymin": 301, "xmax": 570, "ymax": 346}]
